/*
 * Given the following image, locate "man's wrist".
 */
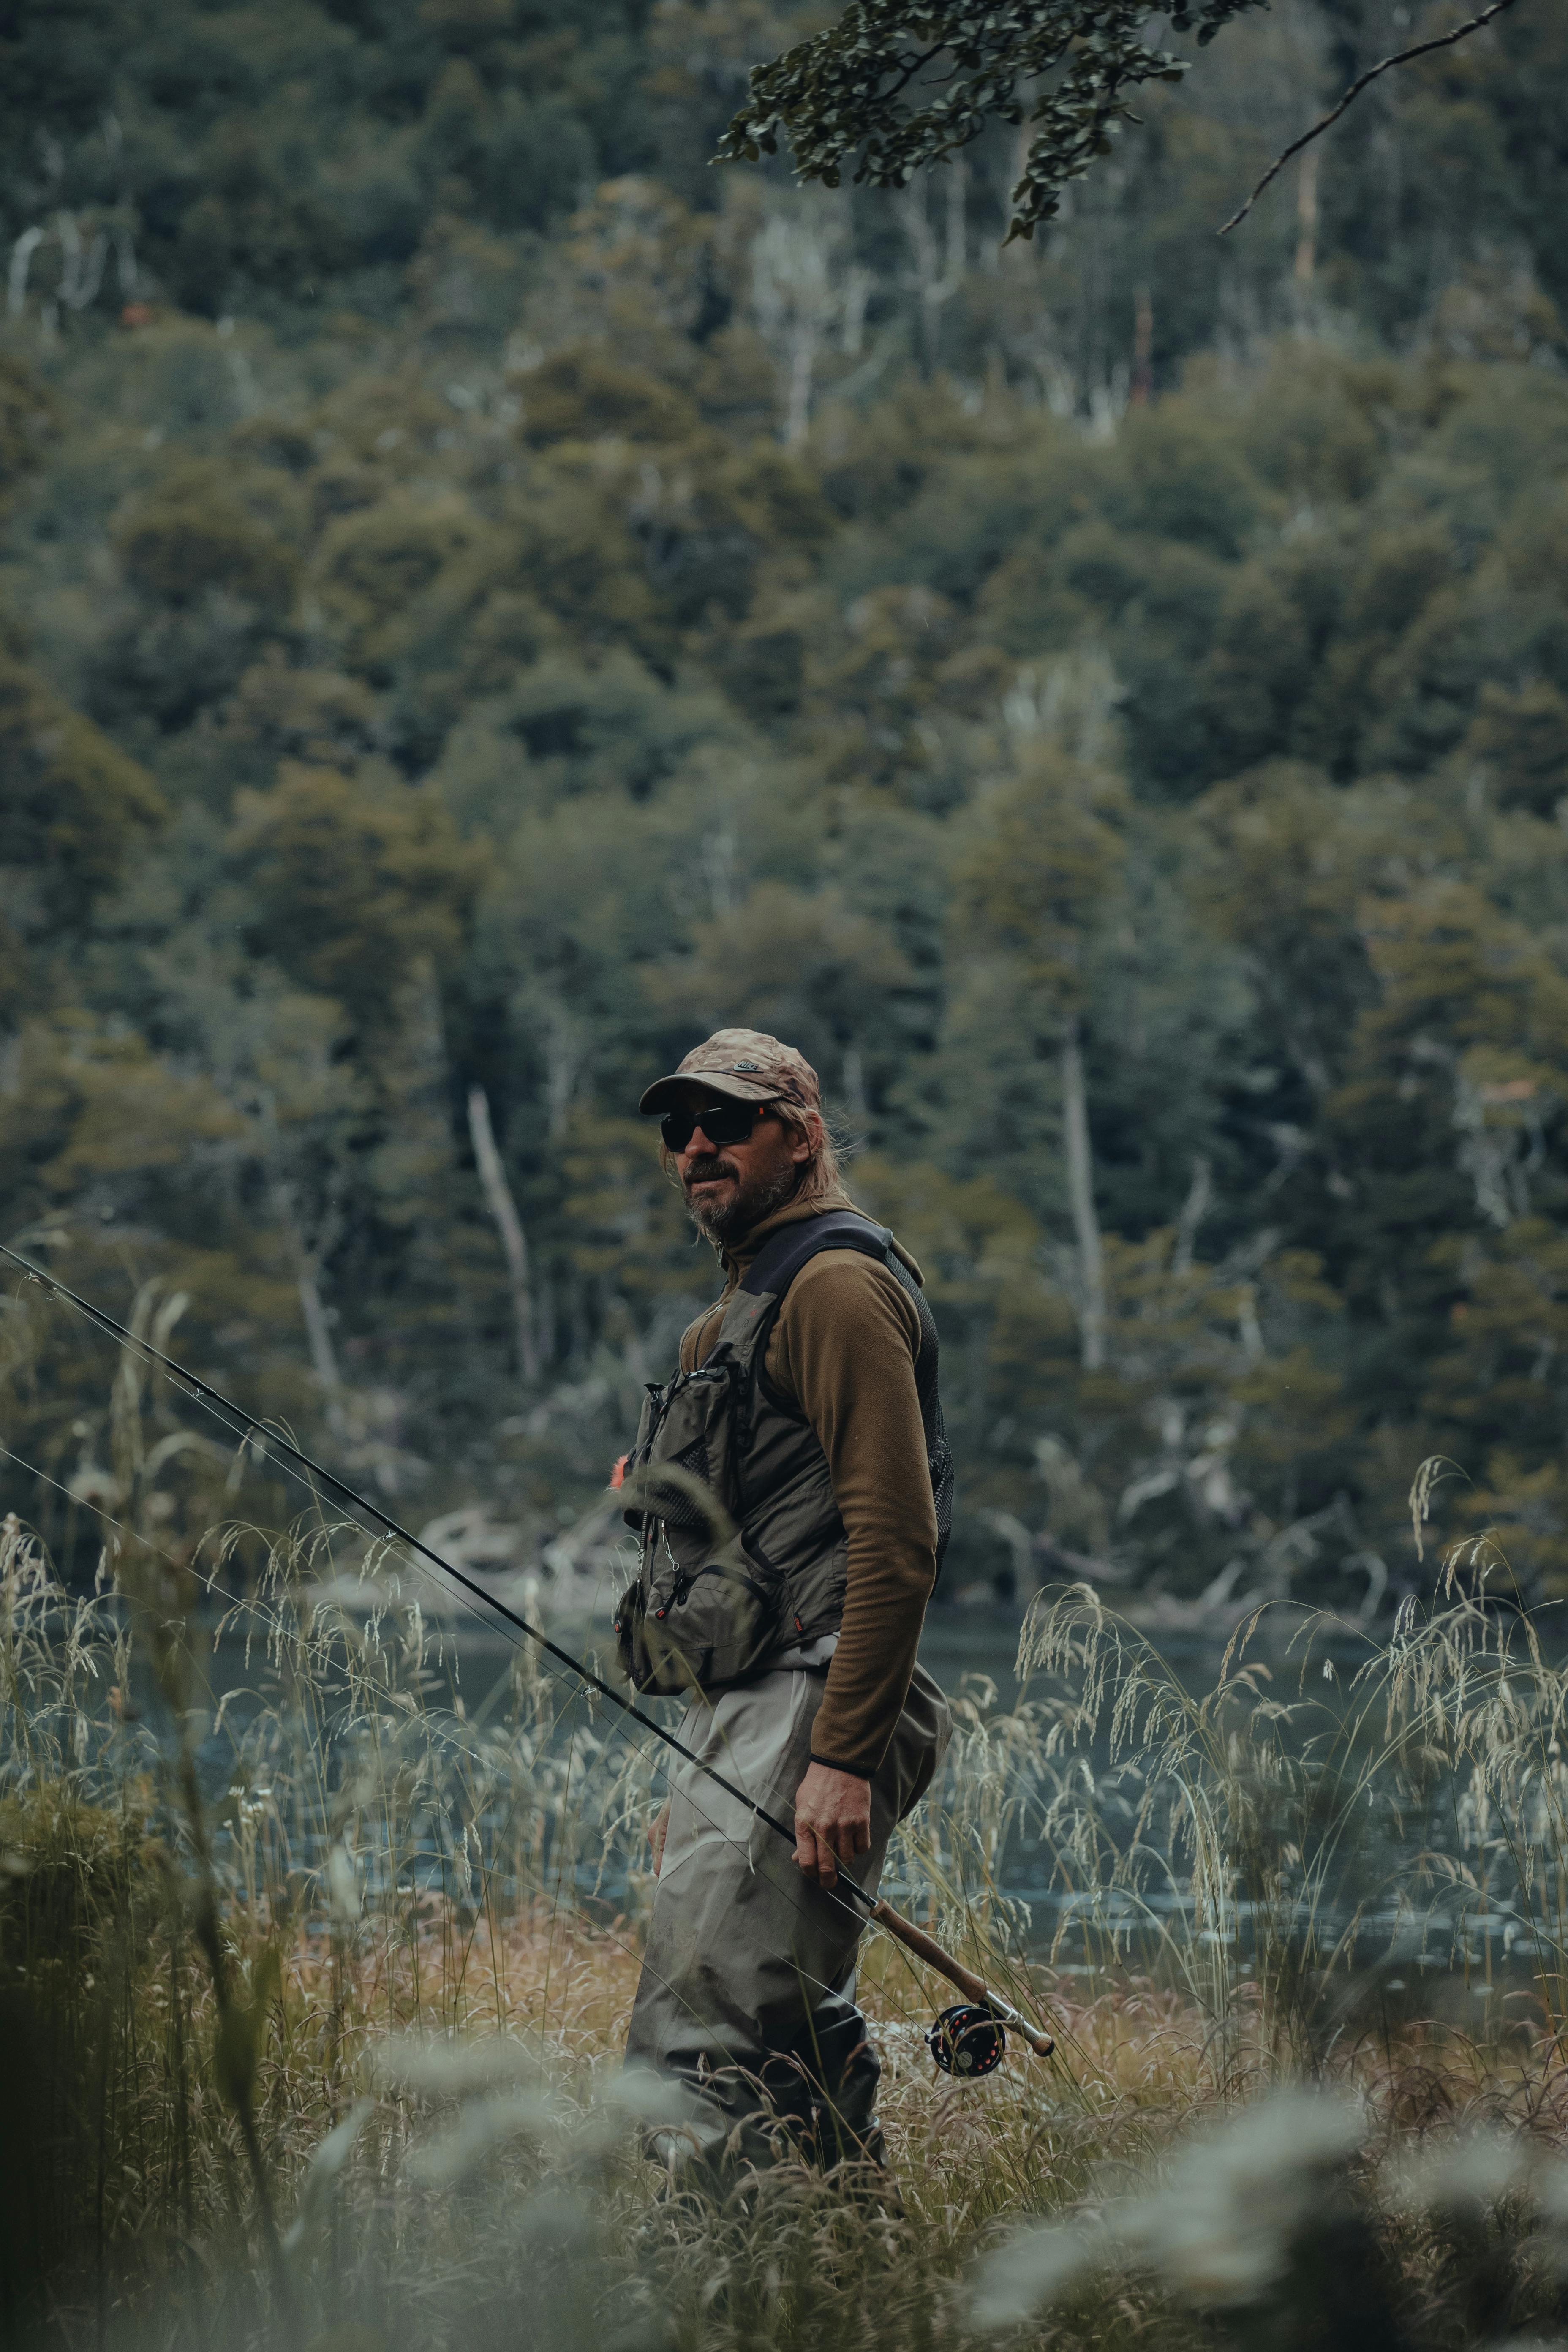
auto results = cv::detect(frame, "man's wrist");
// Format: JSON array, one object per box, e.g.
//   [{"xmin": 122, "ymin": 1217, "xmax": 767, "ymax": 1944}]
[{"xmin": 807, "ymin": 1753, "xmax": 873, "ymax": 1780}]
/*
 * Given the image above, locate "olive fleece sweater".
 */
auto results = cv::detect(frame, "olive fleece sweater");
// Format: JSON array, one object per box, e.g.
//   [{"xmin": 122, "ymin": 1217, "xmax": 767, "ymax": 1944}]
[{"xmin": 679, "ymin": 1198, "xmax": 940, "ymax": 1777}]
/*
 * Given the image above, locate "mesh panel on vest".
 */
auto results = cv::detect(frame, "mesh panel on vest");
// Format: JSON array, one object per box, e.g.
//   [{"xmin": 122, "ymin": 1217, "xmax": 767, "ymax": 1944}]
[{"xmin": 652, "ymin": 1432, "xmax": 712, "ymax": 1528}]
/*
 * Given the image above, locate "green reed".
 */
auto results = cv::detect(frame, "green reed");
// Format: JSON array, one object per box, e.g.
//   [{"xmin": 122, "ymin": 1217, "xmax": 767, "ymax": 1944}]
[{"xmin": 5, "ymin": 1435, "xmax": 1568, "ymax": 2350}]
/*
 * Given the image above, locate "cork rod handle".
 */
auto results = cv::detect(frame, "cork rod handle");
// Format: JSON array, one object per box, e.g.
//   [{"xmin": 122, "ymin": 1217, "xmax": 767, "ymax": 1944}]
[{"xmin": 870, "ymin": 1897, "xmax": 1056, "ymax": 2059}]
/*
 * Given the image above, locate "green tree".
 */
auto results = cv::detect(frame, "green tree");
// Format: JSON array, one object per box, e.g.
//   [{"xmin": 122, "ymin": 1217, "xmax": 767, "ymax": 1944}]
[
  {"xmin": 0, "ymin": 649, "xmax": 166, "ymax": 957},
  {"xmin": 228, "ymin": 765, "xmax": 478, "ymax": 1039},
  {"xmin": 951, "ymin": 744, "xmax": 1128, "ymax": 1367}
]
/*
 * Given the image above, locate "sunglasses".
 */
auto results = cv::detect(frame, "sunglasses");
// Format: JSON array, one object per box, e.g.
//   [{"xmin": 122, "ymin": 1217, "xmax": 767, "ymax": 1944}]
[{"xmin": 657, "ymin": 1099, "xmax": 765, "ymax": 1154}]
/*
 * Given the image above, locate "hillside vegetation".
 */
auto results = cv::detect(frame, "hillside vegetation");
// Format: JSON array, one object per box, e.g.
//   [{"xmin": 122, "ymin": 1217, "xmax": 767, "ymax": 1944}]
[{"xmin": 2, "ymin": 0, "xmax": 1567, "ymax": 1606}]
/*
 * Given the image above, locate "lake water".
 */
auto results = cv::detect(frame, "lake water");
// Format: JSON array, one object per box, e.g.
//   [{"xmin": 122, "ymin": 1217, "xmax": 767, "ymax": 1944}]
[{"xmin": 195, "ymin": 1587, "xmax": 1551, "ymax": 2005}]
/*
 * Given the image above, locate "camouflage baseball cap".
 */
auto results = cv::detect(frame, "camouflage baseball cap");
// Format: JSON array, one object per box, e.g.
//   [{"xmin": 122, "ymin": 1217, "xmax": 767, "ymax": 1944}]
[{"xmin": 638, "ymin": 1027, "xmax": 821, "ymax": 1116}]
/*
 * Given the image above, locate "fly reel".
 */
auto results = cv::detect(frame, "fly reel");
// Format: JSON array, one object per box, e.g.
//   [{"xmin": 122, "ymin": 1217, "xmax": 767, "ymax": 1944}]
[{"xmin": 925, "ymin": 2001, "xmax": 1007, "ymax": 2079}]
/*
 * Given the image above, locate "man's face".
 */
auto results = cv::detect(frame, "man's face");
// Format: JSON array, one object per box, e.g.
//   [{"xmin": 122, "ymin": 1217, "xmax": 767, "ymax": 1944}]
[{"xmin": 670, "ymin": 1086, "xmax": 813, "ymax": 1246}]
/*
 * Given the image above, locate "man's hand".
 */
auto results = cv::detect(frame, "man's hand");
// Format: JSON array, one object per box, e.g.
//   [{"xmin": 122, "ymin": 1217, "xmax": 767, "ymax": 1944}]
[
  {"xmin": 792, "ymin": 1761, "xmax": 871, "ymax": 1889},
  {"xmin": 650, "ymin": 1799, "xmax": 671, "ymax": 1877}
]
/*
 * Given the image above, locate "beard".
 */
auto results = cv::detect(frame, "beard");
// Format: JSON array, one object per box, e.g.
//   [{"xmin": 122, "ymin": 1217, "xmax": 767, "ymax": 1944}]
[{"xmin": 683, "ymin": 1151, "xmax": 803, "ymax": 1247}]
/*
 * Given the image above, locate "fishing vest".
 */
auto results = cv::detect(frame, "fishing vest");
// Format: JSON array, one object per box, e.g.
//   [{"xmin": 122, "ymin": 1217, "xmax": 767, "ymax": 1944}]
[{"xmin": 612, "ymin": 1209, "xmax": 953, "ymax": 1697}]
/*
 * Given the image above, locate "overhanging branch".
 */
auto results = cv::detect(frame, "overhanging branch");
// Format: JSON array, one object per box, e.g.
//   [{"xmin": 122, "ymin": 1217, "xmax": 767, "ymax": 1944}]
[{"xmin": 1219, "ymin": 0, "xmax": 1520, "ymax": 236}]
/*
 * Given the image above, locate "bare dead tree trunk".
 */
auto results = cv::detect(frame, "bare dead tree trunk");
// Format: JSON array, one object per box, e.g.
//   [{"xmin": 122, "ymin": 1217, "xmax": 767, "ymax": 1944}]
[
  {"xmin": 57, "ymin": 210, "xmax": 107, "ymax": 311},
  {"xmin": 785, "ymin": 329, "xmax": 815, "ymax": 449},
  {"xmin": 1173, "ymin": 1154, "xmax": 1214, "ymax": 1276},
  {"xmin": 702, "ymin": 817, "xmax": 739, "ymax": 917},
  {"xmin": 944, "ymin": 155, "xmax": 966, "ymax": 303},
  {"xmin": 1295, "ymin": 146, "xmax": 1319, "ymax": 287},
  {"xmin": 1131, "ymin": 286, "xmax": 1153, "ymax": 405},
  {"xmin": 103, "ymin": 112, "xmax": 138, "ymax": 295},
  {"xmin": 1061, "ymin": 1021, "xmax": 1105, "ymax": 1372},
  {"xmin": 751, "ymin": 209, "xmax": 845, "ymax": 448},
  {"xmin": 841, "ymin": 263, "xmax": 873, "ymax": 357},
  {"xmin": 468, "ymin": 1083, "xmax": 541, "ymax": 1385},
  {"xmin": 295, "ymin": 1268, "xmax": 346, "ymax": 1429},
  {"xmin": 899, "ymin": 162, "xmax": 968, "ymax": 373},
  {"xmin": 8, "ymin": 227, "xmax": 41, "ymax": 318},
  {"xmin": 267, "ymin": 1180, "xmax": 345, "ymax": 1430},
  {"xmin": 259, "ymin": 1096, "xmax": 347, "ymax": 1431},
  {"xmin": 542, "ymin": 999, "xmax": 587, "ymax": 1142}
]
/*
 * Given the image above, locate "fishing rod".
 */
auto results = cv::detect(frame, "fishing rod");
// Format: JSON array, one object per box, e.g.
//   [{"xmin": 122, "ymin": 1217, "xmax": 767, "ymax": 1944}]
[{"xmin": 0, "ymin": 1240, "xmax": 1054, "ymax": 2072}]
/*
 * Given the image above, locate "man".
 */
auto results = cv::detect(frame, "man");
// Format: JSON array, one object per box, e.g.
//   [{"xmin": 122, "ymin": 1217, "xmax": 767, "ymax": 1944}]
[{"xmin": 618, "ymin": 1026, "xmax": 952, "ymax": 2178}]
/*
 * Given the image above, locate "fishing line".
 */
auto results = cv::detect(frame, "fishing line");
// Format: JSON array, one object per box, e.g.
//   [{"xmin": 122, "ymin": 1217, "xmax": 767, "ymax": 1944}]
[
  {"xmin": 2, "ymin": 1243, "xmax": 1059, "ymax": 2062},
  {"xmin": 0, "ymin": 1432, "xmax": 863, "ymax": 2047},
  {"xmin": 0, "ymin": 1266, "xmax": 924, "ymax": 1998},
  {"xmin": 0, "ymin": 1246, "xmax": 838, "ymax": 1871}
]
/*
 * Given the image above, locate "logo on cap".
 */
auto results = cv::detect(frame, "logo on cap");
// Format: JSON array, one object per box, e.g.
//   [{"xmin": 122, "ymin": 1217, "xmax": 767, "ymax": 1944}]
[{"xmin": 731, "ymin": 1060, "xmax": 759, "ymax": 1071}]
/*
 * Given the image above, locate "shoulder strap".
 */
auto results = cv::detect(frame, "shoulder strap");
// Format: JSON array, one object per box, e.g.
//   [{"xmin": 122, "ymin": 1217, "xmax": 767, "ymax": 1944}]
[{"xmin": 737, "ymin": 1209, "xmax": 893, "ymax": 1302}]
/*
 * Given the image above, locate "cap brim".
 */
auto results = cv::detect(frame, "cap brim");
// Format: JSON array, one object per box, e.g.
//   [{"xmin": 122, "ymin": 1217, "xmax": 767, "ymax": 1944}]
[{"xmin": 638, "ymin": 1072, "xmax": 781, "ymax": 1116}]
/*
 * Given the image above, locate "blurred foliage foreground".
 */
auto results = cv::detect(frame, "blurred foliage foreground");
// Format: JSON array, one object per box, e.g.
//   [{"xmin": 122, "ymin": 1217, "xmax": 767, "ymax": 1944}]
[
  {"xmin": 3, "ymin": 1, "xmax": 1568, "ymax": 1612},
  {"xmin": 10, "ymin": 1444, "xmax": 1568, "ymax": 2350}
]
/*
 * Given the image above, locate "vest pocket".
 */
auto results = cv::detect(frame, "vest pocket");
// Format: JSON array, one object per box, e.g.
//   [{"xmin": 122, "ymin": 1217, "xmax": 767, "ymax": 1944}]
[{"xmin": 613, "ymin": 1531, "xmax": 787, "ymax": 1696}]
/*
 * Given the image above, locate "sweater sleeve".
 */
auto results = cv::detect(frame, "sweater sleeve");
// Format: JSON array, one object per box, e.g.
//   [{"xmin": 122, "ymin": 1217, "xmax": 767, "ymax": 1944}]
[{"xmin": 766, "ymin": 1252, "xmax": 939, "ymax": 1776}]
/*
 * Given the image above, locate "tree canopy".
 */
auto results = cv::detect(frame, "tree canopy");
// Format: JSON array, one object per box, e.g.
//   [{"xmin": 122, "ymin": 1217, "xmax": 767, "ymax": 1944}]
[{"xmin": 0, "ymin": 0, "xmax": 1565, "ymax": 1613}]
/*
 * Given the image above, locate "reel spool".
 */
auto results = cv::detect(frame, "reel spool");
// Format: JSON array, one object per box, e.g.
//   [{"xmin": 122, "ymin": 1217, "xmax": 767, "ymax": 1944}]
[{"xmin": 926, "ymin": 2001, "xmax": 1007, "ymax": 2078}]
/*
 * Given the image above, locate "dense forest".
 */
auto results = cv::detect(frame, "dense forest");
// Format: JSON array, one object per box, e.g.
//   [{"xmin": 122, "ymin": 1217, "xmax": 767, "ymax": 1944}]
[{"xmin": 3, "ymin": 0, "xmax": 1567, "ymax": 1614}]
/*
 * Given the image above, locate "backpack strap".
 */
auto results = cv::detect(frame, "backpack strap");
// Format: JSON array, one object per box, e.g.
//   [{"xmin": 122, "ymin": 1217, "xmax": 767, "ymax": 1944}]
[{"xmin": 737, "ymin": 1210, "xmax": 893, "ymax": 1301}]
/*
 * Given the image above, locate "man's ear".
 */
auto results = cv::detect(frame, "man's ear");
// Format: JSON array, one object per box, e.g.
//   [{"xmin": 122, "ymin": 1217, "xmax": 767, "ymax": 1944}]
[{"xmin": 786, "ymin": 1111, "xmax": 820, "ymax": 1167}]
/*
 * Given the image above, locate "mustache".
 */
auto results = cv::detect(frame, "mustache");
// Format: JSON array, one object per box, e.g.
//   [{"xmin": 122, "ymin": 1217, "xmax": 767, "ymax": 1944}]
[{"xmin": 683, "ymin": 1155, "xmax": 738, "ymax": 1187}]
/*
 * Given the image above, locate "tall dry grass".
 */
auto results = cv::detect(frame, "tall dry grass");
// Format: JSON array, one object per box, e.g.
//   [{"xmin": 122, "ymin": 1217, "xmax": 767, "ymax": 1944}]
[{"xmin": 4, "ymin": 1436, "xmax": 1568, "ymax": 2350}]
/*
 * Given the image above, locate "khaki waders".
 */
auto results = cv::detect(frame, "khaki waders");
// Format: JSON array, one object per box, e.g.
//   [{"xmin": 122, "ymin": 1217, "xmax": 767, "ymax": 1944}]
[{"xmin": 625, "ymin": 1657, "xmax": 951, "ymax": 2177}]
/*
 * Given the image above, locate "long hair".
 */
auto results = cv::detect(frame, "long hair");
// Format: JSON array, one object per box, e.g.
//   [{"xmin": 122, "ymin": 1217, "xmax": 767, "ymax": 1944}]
[{"xmin": 773, "ymin": 1101, "xmax": 855, "ymax": 1210}]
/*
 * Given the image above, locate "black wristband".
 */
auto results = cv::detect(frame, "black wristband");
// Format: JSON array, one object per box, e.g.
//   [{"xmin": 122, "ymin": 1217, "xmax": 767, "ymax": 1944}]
[{"xmin": 808, "ymin": 1753, "xmax": 874, "ymax": 1780}]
